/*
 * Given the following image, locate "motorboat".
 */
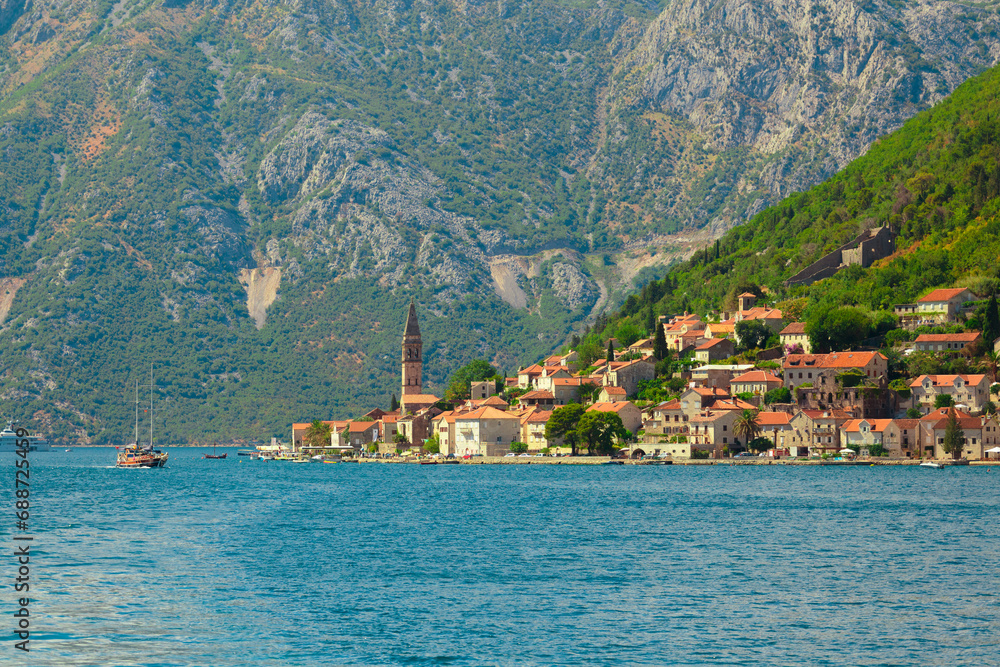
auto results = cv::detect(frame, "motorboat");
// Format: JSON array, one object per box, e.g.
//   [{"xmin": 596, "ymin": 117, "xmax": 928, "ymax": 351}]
[{"xmin": 0, "ymin": 421, "xmax": 52, "ymax": 452}]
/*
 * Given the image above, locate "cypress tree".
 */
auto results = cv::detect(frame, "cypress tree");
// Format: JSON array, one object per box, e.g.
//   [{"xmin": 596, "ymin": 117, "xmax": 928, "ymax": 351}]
[
  {"xmin": 606, "ymin": 340, "xmax": 615, "ymax": 363},
  {"xmin": 984, "ymin": 293, "xmax": 1000, "ymax": 347},
  {"xmin": 645, "ymin": 306, "xmax": 656, "ymax": 337},
  {"xmin": 943, "ymin": 408, "xmax": 965, "ymax": 460},
  {"xmin": 390, "ymin": 393, "xmax": 399, "ymax": 412},
  {"xmin": 654, "ymin": 319, "xmax": 668, "ymax": 360}
]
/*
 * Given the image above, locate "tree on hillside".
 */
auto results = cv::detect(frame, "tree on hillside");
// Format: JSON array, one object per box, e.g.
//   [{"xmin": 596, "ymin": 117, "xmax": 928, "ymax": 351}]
[
  {"xmin": 576, "ymin": 410, "xmax": 629, "ymax": 456},
  {"xmin": 654, "ymin": 320, "xmax": 668, "ymax": 360},
  {"xmin": 735, "ymin": 320, "xmax": 771, "ymax": 352},
  {"xmin": 764, "ymin": 387, "xmax": 792, "ymax": 405},
  {"xmin": 980, "ymin": 350, "xmax": 1000, "ymax": 384},
  {"xmin": 445, "ymin": 359, "xmax": 500, "ymax": 402},
  {"xmin": 545, "ymin": 404, "xmax": 585, "ymax": 456},
  {"xmin": 305, "ymin": 420, "xmax": 332, "ymax": 448},
  {"xmin": 645, "ymin": 306, "xmax": 656, "ymax": 338},
  {"xmin": 807, "ymin": 306, "xmax": 872, "ymax": 353},
  {"xmin": 389, "ymin": 393, "xmax": 399, "ymax": 412},
  {"xmin": 983, "ymin": 294, "xmax": 1000, "ymax": 347},
  {"xmin": 942, "ymin": 409, "xmax": 965, "ymax": 459},
  {"xmin": 606, "ymin": 340, "xmax": 615, "ymax": 363}
]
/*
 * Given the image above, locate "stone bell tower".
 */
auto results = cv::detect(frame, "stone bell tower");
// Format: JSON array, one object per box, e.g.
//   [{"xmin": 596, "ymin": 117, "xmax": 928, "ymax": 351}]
[{"xmin": 401, "ymin": 299, "xmax": 422, "ymax": 396}]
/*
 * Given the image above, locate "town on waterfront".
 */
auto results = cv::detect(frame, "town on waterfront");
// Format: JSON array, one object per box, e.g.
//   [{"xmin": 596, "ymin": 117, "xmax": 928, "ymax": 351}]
[{"xmin": 289, "ymin": 288, "xmax": 1000, "ymax": 465}]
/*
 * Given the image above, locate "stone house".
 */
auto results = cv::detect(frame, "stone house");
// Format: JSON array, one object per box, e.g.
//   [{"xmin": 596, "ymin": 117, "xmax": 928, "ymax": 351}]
[
  {"xmin": 918, "ymin": 408, "xmax": 987, "ymax": 459},
  {"xmin": 775, "ymin": 409, "xmax": 853, "ymax": 456},
  {"xmin": 913, "ymin": 332, "xmax": 981, "ymax": 353},
  {"xmin": 756, "ymin": 411, "xmax": 793, "ymax": 445},
  {"xmin": 841, "ymin": 419, "xmax": 893, "ymax": 451},
  {"xmin": 470, "ymin": 380, "xmax": 498, "ymax": 400},
  {"xmin": 688, "ymin": 409, "xmax": 742, "ymax": 456},
  {"xmin": 540, "ymin": 377, "xmax": 597, "ymax": 404},
  {"xmin": 779, "ymin": 322, "xmax": 811, "ymax": 354},
  {"xmin": 518, "ymin": 364, "xmax": 572, "ymax": 389},
  {"xmin": 627, "ymin": 338, "xmax": 656, "ymax": 357},
  {"xmin": 451, "ymin": 406, "xmax": 522, "ymax": 456},
  {"xmin": 731, "ymin": 370, "xmax": 783, "ymax": 396},
  {"xmin": 519, "ymin": 408, "xmax": 555, "ymax": 453},
  {"xmin": 679, "ymin": 387, "xmax": 732, "ymax": 417},
  {"xmin": 894, "ymin": 287, "xmax": 978, "ymax": 328},
  {"xmin": 517, "ymin": 390, "xmax": 557, "ymax": 409},
  {"xmin": 694, "ymin": 338, "xmax": 736, "ymax": 363},
  {"xmin": 691, "ymin": 364, "xmax": 754, "ymax": 389},
  {"xmin": 597, "ymin": 386, "xmax": 628, "ymax": 403},
  {"xmin": 603, "ymin": 358, "xmax": 656, "ymax": 396},
  {"xmin": 882, "ymin": 419, "xmax": 921, "ymax": 458},
  {"xmin": 432, "ymin": 412, "xmax": 458, "ymax": 456},
  {"xmin": 705, "ymin": 321, "xmax": 736, "ymax": 339},
  {"xmin": 641, "ymin": 399, "xmax": 689, "ymax": 444},
  {"xmin": 586, "ymin": 401, "xmax": 643, "ymax": 434},
  {"xmin": 783, "ymin": 351, "xmax": 888, "ymax": 391},
  {"xmin": 909, "ymin": 374, "xmax": 990, "ymax": 414}
]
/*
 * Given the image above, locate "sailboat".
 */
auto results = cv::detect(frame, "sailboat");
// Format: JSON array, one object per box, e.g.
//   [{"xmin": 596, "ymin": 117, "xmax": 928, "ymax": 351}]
[
  {"xmin": 116, "ymin": 370, "xmax": 168, "ymax": 468},
  {"xmin": 204, "ymin": 442, "xmax": 227, "ymax": 460}
]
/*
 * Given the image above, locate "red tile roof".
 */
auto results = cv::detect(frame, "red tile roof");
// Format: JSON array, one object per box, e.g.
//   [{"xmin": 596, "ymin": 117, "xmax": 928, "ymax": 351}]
[
  {"xmin": 784, "ymin": 352, "xmax": 886, "ymax": 369},
  {"xmin": 780, "ymin": 322, "xmax": 808, "ymax": 335},
  {"xmin": 757, "ymin": 412, "xmax": 793, "ymax": 426},
  {"xmin": 920, "ymin": 407, "xmax": 974, "ymax": 422},
  {"xmin": 918, "ymin": 288, "xmax": 971, "ymax": 303},
  {"xmin": 909, "ymin": 374, "xmax": 987, "ymax": 388},
  {"xmin": 731, "ymin": 371, "xmax": 782, "ymax": 384},
  {"xmin": 696, "ymin": 338, "xmax": 730, "ymax": 350},
  {"xmin": 587, "ymin": 401, "xmax": 637, "ymax": 414},
  {"xmin": 519, "ymin": 390, "xmax": 555, "ymax": 400},
  {"xmin": 456, "ymin": 406, "xmax": 520, "ymax": 421},
  {"xmin": 914, "ymin": 333, "xmax": 981, "ymax": 343},
  {"xmin": 843, "ymin": 419, "xmax": 894, "ymax": 433}
]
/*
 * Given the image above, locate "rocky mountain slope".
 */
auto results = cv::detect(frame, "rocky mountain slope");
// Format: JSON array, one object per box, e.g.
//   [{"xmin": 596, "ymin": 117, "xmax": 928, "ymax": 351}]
[{"xmin": 0, "ymin": 0, "xmax": 998, "ymax": 442}]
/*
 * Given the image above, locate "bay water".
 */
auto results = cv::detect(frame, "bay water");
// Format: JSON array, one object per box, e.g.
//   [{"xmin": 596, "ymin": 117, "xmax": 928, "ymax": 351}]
[{"xmin": 4, "ymin": 449, "xmax": 1000, "ymax": 665}]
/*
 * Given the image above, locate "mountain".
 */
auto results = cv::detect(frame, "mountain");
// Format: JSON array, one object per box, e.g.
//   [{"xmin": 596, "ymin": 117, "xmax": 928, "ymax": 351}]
[
  {"xmin": 0, "ymin": 0, "xmax": 998, "ymax": 442},
  {"xmin": 590, "ymin": 61, "xmax": 1000, "ymax": 356}
]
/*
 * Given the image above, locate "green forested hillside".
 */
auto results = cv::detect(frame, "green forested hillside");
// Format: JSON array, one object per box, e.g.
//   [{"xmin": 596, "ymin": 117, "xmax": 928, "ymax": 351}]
[
  {"xmin": 1, "ymin": 0, "xmax": 999, "ymax": 443},
  {"xmin": 593, "ymin": 63, "xmax": 1000, "ymax": 346}
]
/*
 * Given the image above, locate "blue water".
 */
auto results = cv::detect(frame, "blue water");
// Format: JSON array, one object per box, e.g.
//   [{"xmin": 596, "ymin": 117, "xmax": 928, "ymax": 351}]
[{"xmin": 3, "ymin": 449, "xmax": 999, "ymax": 666}]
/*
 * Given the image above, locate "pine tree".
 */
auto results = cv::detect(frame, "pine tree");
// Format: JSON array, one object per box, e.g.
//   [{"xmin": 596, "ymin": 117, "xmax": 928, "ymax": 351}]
[{"xmin": 715, "ymin": 239, "xmax": 720, "ymax": 260}]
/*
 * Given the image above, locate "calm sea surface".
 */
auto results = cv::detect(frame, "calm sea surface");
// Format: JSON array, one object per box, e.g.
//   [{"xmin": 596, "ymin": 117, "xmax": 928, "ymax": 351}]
[{"xmin": 3, "ymin": 449, "xmax": 1000, "ymax": 666}]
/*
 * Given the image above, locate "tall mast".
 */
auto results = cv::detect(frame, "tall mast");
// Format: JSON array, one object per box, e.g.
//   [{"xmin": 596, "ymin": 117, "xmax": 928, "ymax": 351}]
[{"xmin": 134, "ymin": 379, "xmax": 139, "ymax": 445}]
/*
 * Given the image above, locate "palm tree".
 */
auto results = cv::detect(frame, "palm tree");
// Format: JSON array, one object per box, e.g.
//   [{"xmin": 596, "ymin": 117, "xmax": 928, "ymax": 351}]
[
  {"xmin": 305, "ymin": 420, "xmax": 332, "ymax": 449},
  {"xmin": 733, "ymin": 409, "xmax": 762, "ymax": 455}
]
